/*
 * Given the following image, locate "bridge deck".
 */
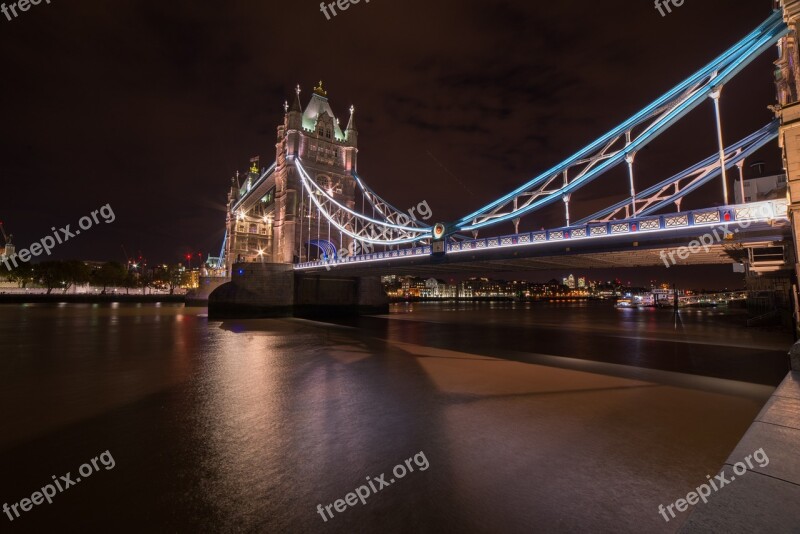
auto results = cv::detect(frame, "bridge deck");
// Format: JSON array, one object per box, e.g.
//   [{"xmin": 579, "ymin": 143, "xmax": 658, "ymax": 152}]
[{"xmin": 294, "ymin": 201, "xmax": 790, "ymax": 276}]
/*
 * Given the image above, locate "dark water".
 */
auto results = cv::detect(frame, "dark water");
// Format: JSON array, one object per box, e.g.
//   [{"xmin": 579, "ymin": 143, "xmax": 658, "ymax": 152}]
[{"xmin": 0, "ymin": 302, "xmax": 791, "ymax": 533}]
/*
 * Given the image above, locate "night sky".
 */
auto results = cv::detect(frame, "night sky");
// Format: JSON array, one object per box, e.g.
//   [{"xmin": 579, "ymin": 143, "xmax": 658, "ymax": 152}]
[{"xmin": 0, "ymin": 0, "xmax": 784, "ymax": 287}]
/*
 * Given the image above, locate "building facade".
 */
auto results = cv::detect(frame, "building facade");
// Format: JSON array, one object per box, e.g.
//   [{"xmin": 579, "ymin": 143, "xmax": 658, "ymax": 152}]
[
  {"xmin": 733, "ymin": 173, "xmax": 788, "ymax": 204},
  {"xmin": 223, "ymin": 82, "xmax": 358, "ymax": 274}
]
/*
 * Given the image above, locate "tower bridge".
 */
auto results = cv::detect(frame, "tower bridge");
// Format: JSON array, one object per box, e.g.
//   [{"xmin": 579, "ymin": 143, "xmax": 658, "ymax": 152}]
[{"xmin": 210, "ymin": 5, "xmax": 800, "ymax": 321}]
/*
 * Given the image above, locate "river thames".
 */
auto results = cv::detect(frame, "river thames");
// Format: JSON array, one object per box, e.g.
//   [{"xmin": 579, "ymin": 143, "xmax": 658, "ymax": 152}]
[{"xmin": 0, "ymin": 302, "xmax": 791, "ymax": 532}]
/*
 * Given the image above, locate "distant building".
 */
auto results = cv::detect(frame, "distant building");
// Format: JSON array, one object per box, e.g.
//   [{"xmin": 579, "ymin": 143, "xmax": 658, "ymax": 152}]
[
  {"xmin": 180, "ymin": 269, "xmax": 200, "ymax": 290},
  {"xmin": 578, "ymin": 277, "xmax": 586, "ymax": 289},
  {"xmin": 734, "ymin": 173, "xmax": 787, "ymax": 204},
  {"xmin": 458, "ymin": 280, "xmax": 476, "ymax": 298},
  {"xmin": 401, "ymin": 276, "xmax": 426, "ymax": 297}
]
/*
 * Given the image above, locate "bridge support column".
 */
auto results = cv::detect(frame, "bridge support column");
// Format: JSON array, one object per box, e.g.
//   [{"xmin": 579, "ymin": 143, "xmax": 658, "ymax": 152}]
[
  {"xmin": 710, "ymin": 88, "xmax": 730, "ymax": 205},
  {"xmin": 625, "ymin": 152, "xmax": 637, "ymax": 217},
  {"xmin": 208, "ymin": 263, "xmax": 388, "ymax": 319},
  {"xmin": 735, "ymin": 160, "xmax": 746, "ymax": 204},
  {"xmin": 209, "ymin": 263, "xmax": 296, "ymax": 318},
  {"xmin": 186, "ymin": 276, "xmax": 230, "ymax": 306}
]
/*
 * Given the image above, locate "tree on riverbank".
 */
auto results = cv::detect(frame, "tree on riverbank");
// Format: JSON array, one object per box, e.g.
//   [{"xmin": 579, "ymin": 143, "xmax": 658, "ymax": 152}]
[
  {"xmin": 3, "ymin": 263, "xmax": 34, "ymax": 288},
  {"xmin": 92, "ymin": 261, "xmax": 127, "ymax": 293},
  {"xmin": 33, "ymin": 261, "xmax": 91, "ymax": 294}
]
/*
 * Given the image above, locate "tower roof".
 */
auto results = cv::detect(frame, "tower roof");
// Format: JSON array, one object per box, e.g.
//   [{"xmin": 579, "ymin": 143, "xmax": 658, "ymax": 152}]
[{"xmin": 302, "ymin": 81, "xmax": 345, "ymax": 140}]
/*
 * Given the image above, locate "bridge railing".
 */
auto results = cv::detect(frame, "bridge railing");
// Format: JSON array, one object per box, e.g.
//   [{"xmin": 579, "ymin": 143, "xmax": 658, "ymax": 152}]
[
  {"xmin": 293, "ymin": 200, "xmax": 787, "ymax": 269},
  {"xmin": 447, "ymin": 200, "xmax": 787, "ymax": 254},
  {"xmin": 295, "ymin": 245, "xmax": 433, "ymax": 270}
]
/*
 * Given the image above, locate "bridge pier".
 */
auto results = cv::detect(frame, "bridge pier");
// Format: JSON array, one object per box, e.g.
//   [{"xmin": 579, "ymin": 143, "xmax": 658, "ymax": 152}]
[
  {"xmin": 185, "ymin": 276, "xmax": 230, "ymax": 306},
  {"xmin": 208, "ymin": 263, "xmax": 388, "ymax": 319}
]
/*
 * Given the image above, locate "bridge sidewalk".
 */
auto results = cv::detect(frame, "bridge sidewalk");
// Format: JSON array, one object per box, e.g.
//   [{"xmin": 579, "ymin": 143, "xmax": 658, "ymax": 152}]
[{"xmin": 679, "ymin": 352, "xmax": 800, "ymax": 533}]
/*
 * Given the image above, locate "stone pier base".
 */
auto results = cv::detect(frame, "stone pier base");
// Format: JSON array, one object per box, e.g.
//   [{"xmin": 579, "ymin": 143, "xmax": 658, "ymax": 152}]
[
  {"xmin": 208, "ymin": 263, "xmax": 388, "ymax": 319},
  {"xmin": 185, "ymin": 276, "xmax": 230, "ymax": 306}
]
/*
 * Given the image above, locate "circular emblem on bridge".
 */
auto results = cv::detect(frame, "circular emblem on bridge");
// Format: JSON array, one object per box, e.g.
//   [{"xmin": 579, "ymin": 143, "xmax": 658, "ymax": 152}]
[{"xmin": 433, "ymin": 223, "xmax": 446, "ymax": 240}]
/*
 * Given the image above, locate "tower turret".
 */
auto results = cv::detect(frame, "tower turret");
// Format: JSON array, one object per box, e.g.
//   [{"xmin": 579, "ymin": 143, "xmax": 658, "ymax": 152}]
[{"xmin": 346, "ymin": 105, "xmax": 358, "ymax": 148}]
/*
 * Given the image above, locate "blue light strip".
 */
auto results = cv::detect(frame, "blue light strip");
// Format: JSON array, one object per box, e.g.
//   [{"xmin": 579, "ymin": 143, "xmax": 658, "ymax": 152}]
[
  {"xmin": 455, "ymin": 12, "xmax": 787, "ymax": 232},
  {"xmin": 296, "ymin": 161, "xmax": 431, "ymax": 234},
  {"xmin": 353, "ymin": 172, "xmax": 430, "ymax": 229},
  {"xmin": 572, "ymin": 121, "xmax": 779, "ymax": 225},
  {"xmin": 294, "ymin": 199, "xmax": 788, "ymax": 270},
  {"xmin": 450, "ymin": 200, "xmax": 786, "ymax": 254},
  {"xmin": 296, "ymin": 161, "xmax": 432, "ymax": 245}
]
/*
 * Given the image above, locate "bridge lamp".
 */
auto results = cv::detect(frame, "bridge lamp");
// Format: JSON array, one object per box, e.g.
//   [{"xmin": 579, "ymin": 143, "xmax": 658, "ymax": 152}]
[{"xmin": 257, "ymin": 249, "xmax": 265, "ymax": 257}]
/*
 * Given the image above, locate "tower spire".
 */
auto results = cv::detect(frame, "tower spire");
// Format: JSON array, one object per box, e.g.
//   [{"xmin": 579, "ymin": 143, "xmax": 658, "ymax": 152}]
[
  {"xmin": 346, "ymin": 105, "xmax": 357, "ymax": 132},
  {"xmin": 345, "ymin": 105, "xmax": 358, "ymax": 148},
  {"xmin": 289, "ymin": 84, "xmax": 302, "ymax": 113}
]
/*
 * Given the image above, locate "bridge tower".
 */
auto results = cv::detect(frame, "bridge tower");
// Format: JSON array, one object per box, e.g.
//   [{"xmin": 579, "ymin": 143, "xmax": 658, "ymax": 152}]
[
  {"xmin": 776, "ymin": 0, "xmax": 800, "ymax": 329},
  {"xmin": 224, "ymin": 82, "xmax": 358, "ymax": 274}
]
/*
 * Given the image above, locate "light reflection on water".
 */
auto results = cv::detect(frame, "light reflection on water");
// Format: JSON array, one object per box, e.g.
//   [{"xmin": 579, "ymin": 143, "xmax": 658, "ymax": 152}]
[{"xmin": 0, "ymin": 302, "xmax": 789, "ymax": 532}]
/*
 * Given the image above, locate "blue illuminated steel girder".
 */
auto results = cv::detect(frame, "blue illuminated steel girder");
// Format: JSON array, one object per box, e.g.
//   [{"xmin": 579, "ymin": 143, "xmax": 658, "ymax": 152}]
[
  {"xmin": 454, "ymin": 11, "xmax": 788, "ymax": 233},
  {"xmin": 573, "ymin": 120, "xmax": 780, "ymax": 225}
]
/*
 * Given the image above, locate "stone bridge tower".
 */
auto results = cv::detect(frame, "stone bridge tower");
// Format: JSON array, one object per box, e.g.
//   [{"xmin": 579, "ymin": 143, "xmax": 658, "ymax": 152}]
[
  {"xmin": 224, "ymin": 82, "xmax": 358, "ymax": 274},
  {"xmin": 776, "ymin": 0, "xmax": 800, "ymax": 329}
]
